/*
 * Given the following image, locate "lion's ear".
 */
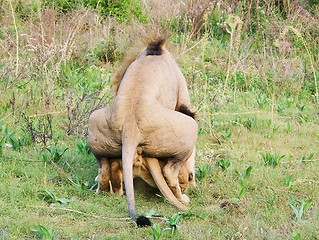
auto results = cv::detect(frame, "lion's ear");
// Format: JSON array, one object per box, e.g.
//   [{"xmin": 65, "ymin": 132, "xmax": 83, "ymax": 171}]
[{"xmin": 188, "ymin": 173, "xmax": 194, "ymax": 181}]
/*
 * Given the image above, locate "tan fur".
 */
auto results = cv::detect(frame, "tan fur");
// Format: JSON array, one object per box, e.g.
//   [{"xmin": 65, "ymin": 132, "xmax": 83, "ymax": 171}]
[
  {"xmin": 96, "ymin": 149, "xmax": 195, "ymax": 195},
  {"xmin": 88, "ymin": 35, "xmax": 198, "ymax": 221}
]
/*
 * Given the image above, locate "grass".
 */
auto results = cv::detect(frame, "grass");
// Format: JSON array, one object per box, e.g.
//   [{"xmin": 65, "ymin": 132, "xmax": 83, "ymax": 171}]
[{"xmin": 1, "ymin": 0, "xmax": 319, "ymax": 239}]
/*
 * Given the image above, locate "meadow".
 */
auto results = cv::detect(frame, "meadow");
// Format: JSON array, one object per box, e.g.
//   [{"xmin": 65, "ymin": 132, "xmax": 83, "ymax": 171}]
[{"xmin": 0, "ymin": 0, "xmax": 318, "ymax": 239}]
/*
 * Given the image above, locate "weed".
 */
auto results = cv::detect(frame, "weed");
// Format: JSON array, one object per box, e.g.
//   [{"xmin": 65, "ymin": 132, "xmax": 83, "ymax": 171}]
[
  {"xmin": 0, "ymin": 125, "xmax": 24, "ymax": 154},
  {"xmin": 289, "ymin": 198, "xmax": 312, "ymax": 221},
  {"xmin": 286, "ymin": 122, "xmax": 292, "ymax": 133},
  {"xmin": 40, "ymin": 189, "xmax": 75, "ymax": 205},
  {"xmin": 261, "ymin": 151, "xmax": 285, "ymax": 167},
  {"xmin": 151, "ymin": 224, "xmax": 163, "ymax": 240},
  {"xmin": 166, "ymin": 213, "xmax": 180, "ymax": 234},
  {"xmin": 285, "ymin": 174, "xmax": 294, "ymax": 189},
  {"xmin": 73, "ymin": 175, "xmax": 96, "ymax": 191},
  {"xmin": 196, "ymin": 162, "xmax": 213, "ymax": 181},
  {"xmin": 31, "ymin": 225, "xmax": 55, "ymax": 240},
  {"xmin": 235, "ymin": 166, "xmax": 253, "ymax": 179},
  {"xmin": 272, "ymin": 124, "xmax": 280, "ymax": 133},
  {"xmin": 297, "ymin": 104, "xmax": 305, "ymax": 112},
  {"xmin": 76, "ymin": 138, "xmax": 91, "ymax": 155},
  {"xmin": 44, "ymin": 145, "xmax": 69, "ymax": 164},
  {"xmin": 151, "ymin": 213, "xmax": 183, "ymax": 239},
  {"xmin": 221, "ymin": 129, "xmax": 232, "ymax": 141},
  {"xmin": 301, "ymin": 153, "xmax": 314, "ymax": 163},
  {"xmin": 235, "ymin": 166, "xmax": 253, "ymax": 200},
  {"xmin": 238, "ymin": 180, "xmax": 246, "ymax": 198},
  {"xmin": 243, "ymin": 117, "xmax": 257, "ymax": 131},
  {"xmin": 256, "ymin": 93, "xmax": 270, "ymax": 108},
  {"xmin": 217, "ymin": 158, "xmax": 231, "ymax": 171}
]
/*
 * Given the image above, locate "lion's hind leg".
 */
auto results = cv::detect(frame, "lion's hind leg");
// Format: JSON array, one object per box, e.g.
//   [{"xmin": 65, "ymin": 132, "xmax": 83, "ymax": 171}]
[
  {"xmin": 163, "ymin": 160, "xmax": 190, "ymax": 205},
  {"xmin": 96, "ymin": 157, "xmax": 111, "ymax": 193},
  {"xmin": 110, "ymin": 159, "xmax": 124, "ymax": 195}
]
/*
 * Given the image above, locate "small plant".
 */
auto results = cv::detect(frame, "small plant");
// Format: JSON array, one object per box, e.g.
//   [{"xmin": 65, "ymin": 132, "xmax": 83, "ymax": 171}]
[
  {"xmin": 151, "ymin": 212, "xmax": 183, "ymax": 239},
  {"xmin": 285, "ymin": 174, "xmax": 294, "ymax": 189},
  {"xmin": 261, "ymin": 151, "xmax": 284, "ymax": 167},
  {"xmin": 73, "ymin": 175, "xmax": 97, "ymax": 191},
  {"xmin": 76, "ymin": 138, "xmax": 91, "ymax": 155},
  {"xmin": 238, "ymin": 180, "xmax": 247, "ymax": 198},
  {"xmin": 234, "ymin": 166, "xmax": 253, "ymax": 200},
  {"xmin": 300, "ymin": 153, "xmax": 314, "ymax": 163},
  {"xmin": 179, "ymin": 210, "xmax": 193, "ymax": 219},
  {"xmin": 44, "ymin": 145, "xmax": 69, "ymax": 163},
  {"xmin": 243, "ymin": 117, "xmax": 257, "ymax": 131},
  {"xmin": 286, "ymin": 122, "xmax": 292, "ymax": 133},
  {"xmin": 0, "ymin": 124, "xmax": 5, "ymax": 157},
  {"xmin": 256, "ymin": 93, "xmax": 270, "ymax": 108},
  {"xmin": 221, "ymin": 129, "xmax": 232, "ymax": 141},
  {"xmin": 196, "ymin": 162, "xmax": 213, "ymax": 180},
  {"xmin": 235, "ymin": 166, "xmax": 253, "ymax": 179},
  {"xmin": 276, "ymin": 104, "xmax": 285, "ymax": 115},
  {"xmin": 297, "ymin": 104, "xmax": 305, "ymax": 112},
  {"xmin": 40, "ymin": 189, "xmax": 75, "ymax": 205},
  {"xmin": 0, "ymin": 125, "xmax": 24, "ymax": 154},
  {"xmin": 272, "ymin": 124, "xmax": 280, "ymax": 133},
  {"xmin": 217, "ymin": 158, "xmax": 231, "ymax": 171},
  {"xmin": 289, "ymin": 198, "xmax": 312, "ymax": 221},
  {"xmin": 151, "ymin": 224, "xmax": 163, "ymax": 240},
  {"xmin": 31, "ymin": 225, "xmax": 55, "ymax": 240},
  {"xmin": 166, "ymin": 213, "xmax": 180, "ymax": 234}
]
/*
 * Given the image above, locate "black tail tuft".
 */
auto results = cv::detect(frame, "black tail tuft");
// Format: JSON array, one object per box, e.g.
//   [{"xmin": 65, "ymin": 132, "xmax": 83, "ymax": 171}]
[
  {"xmin": 136, "ymin": 216, "xmax": 152, "ymax": 227},
  {"xmin": 146, "ymin": 38, "xmax": 166, "ymax": 56},
  {"xmin": 177, "ymin": 104, "xmax": 197, "ymax": 120}
]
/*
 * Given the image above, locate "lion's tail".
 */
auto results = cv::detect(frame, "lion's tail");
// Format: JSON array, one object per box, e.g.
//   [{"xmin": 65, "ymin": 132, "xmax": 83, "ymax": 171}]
[{"xmin": 121, "ymin": 134, "xmax": 151, "ymax": 227}]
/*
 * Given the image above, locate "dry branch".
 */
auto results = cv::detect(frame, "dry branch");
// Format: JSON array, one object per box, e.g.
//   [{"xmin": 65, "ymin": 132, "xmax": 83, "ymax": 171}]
[{"xmin": 27, "ymin": 205, "xmax": 166, "ymax": 222}]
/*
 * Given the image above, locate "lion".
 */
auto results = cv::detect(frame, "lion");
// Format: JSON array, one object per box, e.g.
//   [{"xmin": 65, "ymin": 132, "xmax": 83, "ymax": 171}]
[
  {"xmin": 95, "ymin": 146, "xmax": 196, "ymax": 207},
  {"xmin": 88, "ymin": 35, "xmax": 198, "ymax": 226}
]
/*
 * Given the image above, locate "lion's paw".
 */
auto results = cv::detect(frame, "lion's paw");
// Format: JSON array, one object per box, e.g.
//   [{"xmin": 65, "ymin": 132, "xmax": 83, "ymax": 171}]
[{"xmin": 180, "ymin": 194, "xmax": 190, "ymax": 205}]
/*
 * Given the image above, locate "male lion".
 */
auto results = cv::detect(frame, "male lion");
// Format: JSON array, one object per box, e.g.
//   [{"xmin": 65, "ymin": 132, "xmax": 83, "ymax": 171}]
[{"xmin": 88, "ymin": 35, "xmax": 198, "ymax": 226}]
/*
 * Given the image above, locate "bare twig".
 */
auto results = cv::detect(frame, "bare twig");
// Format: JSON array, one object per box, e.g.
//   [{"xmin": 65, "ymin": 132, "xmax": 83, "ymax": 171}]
[
  {"xmin": 27, "ymin": 205, "xmax": 166, "ymax": 221},
  {"xmin": 27, "ymin": 110, "xmax": 67, "ymax": 118},
  {"xmin": 177, "ymin": 37, "xmax": 205, "ymax": 58},
  {"xmin": 8, "ymin": 0, "xmax": 19, "ymax": 77},
  {"xmin": 270, "ymin": 187, "xmax": 308, "ymax": 198},
  {"xmin": 281, "ymin": 159, "xmax": 319, "ymax": 164},
  {"xmin": 50, "ymin": 160, "xmax": 78, "ymax": 186},
  {"xmin": 210, "ymin": 111, "xmax": 261, "ymax": 116},
  {"xmin": 28, "ymin": 205, "xmax": 131, "ymax": 221},
  {"xmin": 295, "ymin": 179, "xmax": 319, "ymax": 185}
]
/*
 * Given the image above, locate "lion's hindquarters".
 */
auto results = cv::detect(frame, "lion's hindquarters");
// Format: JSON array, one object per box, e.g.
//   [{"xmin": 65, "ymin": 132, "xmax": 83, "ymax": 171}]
[
  {"xmin": 88, "ymin": 108, "xmax": 122, "ymax": 158},
  {"xmin": 142, "ymin": 110, "xmax": 198, "ymax": 162}
]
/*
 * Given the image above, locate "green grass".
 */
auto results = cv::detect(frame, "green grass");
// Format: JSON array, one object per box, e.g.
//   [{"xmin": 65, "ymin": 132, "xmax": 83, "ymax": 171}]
[{"xmin": 1, "ymin": 0, "xmax": 319, "ymax": 239}]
